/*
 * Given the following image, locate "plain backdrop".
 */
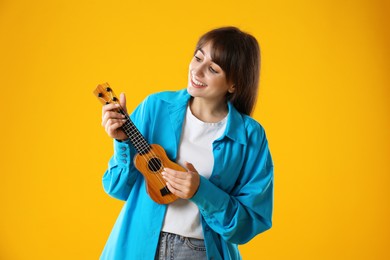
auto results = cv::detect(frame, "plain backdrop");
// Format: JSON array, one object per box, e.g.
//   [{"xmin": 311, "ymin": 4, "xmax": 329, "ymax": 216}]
[{"xmin": 0, "ymin": 0, "xmax": 389, "ymax": 259}]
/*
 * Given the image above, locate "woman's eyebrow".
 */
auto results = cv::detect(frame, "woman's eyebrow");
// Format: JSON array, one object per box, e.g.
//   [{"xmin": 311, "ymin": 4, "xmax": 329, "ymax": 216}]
[
  {"xmin": 197, "ymin": 48, "xmax": 215, "ymax": 62},
  {"xmin": 198, "ymin": 48, "xmax": 205, "ymax": 55}
]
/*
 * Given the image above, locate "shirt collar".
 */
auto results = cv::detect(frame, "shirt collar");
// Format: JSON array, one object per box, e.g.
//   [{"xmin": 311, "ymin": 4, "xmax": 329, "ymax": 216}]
[
  {"xmin": 167, "ymin": 89, "xmax": 248, "ymax": 145},
  {"xmin": 224, "ymin": 101, "xmax": 247, "ymax": 145}
]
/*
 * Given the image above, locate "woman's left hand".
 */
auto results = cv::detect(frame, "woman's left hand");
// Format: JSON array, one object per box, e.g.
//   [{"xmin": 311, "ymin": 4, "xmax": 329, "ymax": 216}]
[{"xmin": 162, "ymin": 162, "xmax": 200, "ymax": 199}]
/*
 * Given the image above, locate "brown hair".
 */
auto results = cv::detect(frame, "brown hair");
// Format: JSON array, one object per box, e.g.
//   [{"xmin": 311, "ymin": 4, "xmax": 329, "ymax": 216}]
[{"xmin": 195, "ymin": 26, "xmax": 261, "ymax": 115}]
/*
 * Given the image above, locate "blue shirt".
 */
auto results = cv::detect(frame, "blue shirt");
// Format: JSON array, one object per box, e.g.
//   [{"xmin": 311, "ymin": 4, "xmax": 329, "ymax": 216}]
[{"xmin": 100, "ymin": 89, "xmax": 274, "ymax": 260}]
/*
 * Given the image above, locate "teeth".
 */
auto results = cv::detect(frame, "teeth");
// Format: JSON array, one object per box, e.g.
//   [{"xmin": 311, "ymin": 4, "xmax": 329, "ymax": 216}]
[{"xmin": 192, "ymin": 76, "xmax": 206, "ymax": 86}]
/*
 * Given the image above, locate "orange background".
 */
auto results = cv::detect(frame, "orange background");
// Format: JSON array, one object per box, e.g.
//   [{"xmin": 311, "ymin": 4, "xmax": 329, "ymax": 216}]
[{"xmin": 1, "ymin": 0, "xmax": 389, "ymax": 259}]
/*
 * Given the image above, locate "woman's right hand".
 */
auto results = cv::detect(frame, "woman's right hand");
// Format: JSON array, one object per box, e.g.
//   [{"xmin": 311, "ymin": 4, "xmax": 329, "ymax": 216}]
[{"xmin": 101, "ymin": 93, "xmax": 128, "ymax": 141}]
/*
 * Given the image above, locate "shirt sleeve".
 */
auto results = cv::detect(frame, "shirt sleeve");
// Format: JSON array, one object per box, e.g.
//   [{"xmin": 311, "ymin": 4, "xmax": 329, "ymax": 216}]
[
  {"xmin": 102, "ymin": 95, "xmax": 152, "ymax": 201},
  {"xmin": 189, "ymin": 125, "xmax": 274, "ymax": 244},
  {"xmin": 102, "ymin": 139, "xmax": 138, "ymax": 200}
]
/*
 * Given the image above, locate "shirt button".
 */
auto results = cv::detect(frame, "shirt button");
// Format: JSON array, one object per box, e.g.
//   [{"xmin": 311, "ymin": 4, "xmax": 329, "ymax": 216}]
[
  {"xmin": 122, "ymin": 160, "xmax": 127, "ymax": 164},
  {"xmin": 122, "ymin": 154, "xmax": 127, "ymax": 157},
  {"xmin": 215, "ymin": 146, "xmax": 221, "ymax": 150},
  {"xmin": 121, "ymin": 147, "xmax": 126, "ymax": 151}
]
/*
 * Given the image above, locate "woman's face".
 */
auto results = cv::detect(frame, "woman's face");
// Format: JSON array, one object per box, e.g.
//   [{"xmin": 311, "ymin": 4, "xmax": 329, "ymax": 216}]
[{"xmin": 187, "ymin": 42, "xmax": 235, "ymax": 102}]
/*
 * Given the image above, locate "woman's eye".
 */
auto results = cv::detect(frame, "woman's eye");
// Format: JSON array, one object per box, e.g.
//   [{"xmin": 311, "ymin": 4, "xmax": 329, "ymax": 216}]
[
  {"xmin": 209, "ymin": 66, "xmax": 217, "ymax": 73},
  {"xmin": 194, "ymin": 55, "xmax": 201, "ymax": 62}
]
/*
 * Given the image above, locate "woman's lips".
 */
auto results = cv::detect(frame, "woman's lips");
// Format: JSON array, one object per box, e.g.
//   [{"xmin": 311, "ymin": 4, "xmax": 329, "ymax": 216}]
[{"xmin": 191, "ymin": 78, "xmax": 207, "ymax": 88}]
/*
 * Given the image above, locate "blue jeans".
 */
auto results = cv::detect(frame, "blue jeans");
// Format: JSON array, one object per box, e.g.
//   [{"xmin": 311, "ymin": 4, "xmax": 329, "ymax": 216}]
[{"xmin": 155, "ymin": 232, "xmax": 207, "ymax": 260}]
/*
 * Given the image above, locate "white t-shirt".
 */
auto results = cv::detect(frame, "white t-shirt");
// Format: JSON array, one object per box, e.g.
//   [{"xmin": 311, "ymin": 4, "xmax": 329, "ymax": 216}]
[{"xmin": 161, "ymin": 105, "xmax": 228, "ymax": 239}]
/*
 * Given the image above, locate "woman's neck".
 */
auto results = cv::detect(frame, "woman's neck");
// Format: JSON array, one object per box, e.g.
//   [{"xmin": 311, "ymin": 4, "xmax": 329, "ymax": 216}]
[{"xmin": 189, "ymin": 97, "xmax": 228, "ymax": 123}]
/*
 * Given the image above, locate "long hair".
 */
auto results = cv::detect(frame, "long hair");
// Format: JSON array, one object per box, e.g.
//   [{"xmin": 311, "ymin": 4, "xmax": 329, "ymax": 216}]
[{"xmin": 195, "ymin": 27, "xmax": 261, "ymax": 116}]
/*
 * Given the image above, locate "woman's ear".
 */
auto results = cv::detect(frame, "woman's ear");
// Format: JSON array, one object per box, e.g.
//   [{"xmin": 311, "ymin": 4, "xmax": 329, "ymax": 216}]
[{"xmin": 228, "ymin": 84, "xmax": 235, "ymax": 94}]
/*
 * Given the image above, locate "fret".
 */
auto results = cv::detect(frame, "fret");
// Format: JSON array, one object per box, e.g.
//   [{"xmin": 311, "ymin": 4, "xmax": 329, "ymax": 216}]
[{"xmin": 122, "ymin": 120, "xmax": 151, "ymax": 154}]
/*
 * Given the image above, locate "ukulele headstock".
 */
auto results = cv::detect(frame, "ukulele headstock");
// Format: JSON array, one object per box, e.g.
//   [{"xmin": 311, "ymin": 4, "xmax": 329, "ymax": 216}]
[{"xmin": 93, "ymin": 82, "xmax": 120, "ymax": 106}]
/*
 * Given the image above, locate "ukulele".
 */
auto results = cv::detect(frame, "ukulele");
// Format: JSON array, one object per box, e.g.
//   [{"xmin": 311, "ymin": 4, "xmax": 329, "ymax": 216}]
[{"xmin": 94, "ymin": 83, "xmax": 186, "ymax": 204}]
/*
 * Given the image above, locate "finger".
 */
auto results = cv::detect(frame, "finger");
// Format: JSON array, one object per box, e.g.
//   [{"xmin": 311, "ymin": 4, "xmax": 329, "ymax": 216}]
[
  {"xmin": 102, "ymin": 111, "xmax": 126, "ymax": 127},
  {"xmin": 163, "ymin": 168, "xmax": 187, "ymax": 180},
  {"xmin": 106, "ymin": 122, "xmax": 126, "ymax": 137},
  {"xmin": 105, "ymin": 119, "xmax": 126, "ymax": 133},
  {"xmin": 166, "ymin": 181, "xmax": 179, "ymax": 196},
  {"xmin": 102, "ymin": 103, "xmax": 120, "ymax": 115},
  {"xmin": 184, "ymin": 162, "xmax": 198, "ymax": 174},
  {"xmin": 119, "ymin": 93, "xmax": 127, "ymax": 114},
  {"xmin": 166, "ymin": 180, "xmax": 186, "ymax": 198},
  {"xmin": 103, "ymin": 110, "xmax": 126, "ymax": 122},
  {"xmin": 162, "ymin": 171, "xmax": 187, "ymax": 185},
  {"xmin": 166, "ymin": 179, "xmax": 194, "ymax": 199}
]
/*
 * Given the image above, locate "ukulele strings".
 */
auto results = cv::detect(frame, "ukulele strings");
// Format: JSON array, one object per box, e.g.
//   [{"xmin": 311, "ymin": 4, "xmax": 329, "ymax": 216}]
[
  {"xmin": 103, "ymin": 88, "xmax": 171, "ymax": 196},
  {"xmin": 120, "ymin": 112, "xmax": 171, "ymax": 195}
]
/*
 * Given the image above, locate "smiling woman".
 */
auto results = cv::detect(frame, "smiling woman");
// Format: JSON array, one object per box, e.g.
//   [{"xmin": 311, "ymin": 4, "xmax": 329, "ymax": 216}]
[
  {"xmin": 189, "ymin": 27, "xmax": 261, "ymax": 117},
  {"xmin": 99, "ymin": 26, "xmax": 273, "ymax": 260},
  {"xmin": 187, "ymin": 42, "xmax": 236, "ymax": 123}
]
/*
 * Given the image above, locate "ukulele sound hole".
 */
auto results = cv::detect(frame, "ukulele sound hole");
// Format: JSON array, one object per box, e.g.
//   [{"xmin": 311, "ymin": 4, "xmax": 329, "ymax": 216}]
[{"xmin": 148, "ymin": 158, "xmax": 162, "ymax": 172}]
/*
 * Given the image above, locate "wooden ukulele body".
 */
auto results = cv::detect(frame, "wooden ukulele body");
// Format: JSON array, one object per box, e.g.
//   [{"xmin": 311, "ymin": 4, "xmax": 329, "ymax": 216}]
[{"xmin": 134, "ymin": 144, "xmax": 186, "ymax": 204}]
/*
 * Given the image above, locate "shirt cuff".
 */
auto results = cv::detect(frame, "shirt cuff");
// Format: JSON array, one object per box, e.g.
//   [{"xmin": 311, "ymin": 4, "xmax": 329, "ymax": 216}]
[
  {"xmin": 114, "ymin": 139, "xmax": 132, "ymax": 166},
  {"xmin": 189, "ymin": 175, "xmax": 228, "ymax": 216}
]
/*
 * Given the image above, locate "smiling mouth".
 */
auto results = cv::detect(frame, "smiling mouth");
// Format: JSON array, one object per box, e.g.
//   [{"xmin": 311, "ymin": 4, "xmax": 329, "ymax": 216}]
[{"xmin": 191, "ymin": 76, "xmax": 207, "ymax": 88}]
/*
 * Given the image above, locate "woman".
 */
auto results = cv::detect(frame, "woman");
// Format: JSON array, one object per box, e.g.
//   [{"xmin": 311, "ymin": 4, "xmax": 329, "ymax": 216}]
[{"xmin": 100, "ymin": 26, "xmax": 273, "ymax": 260}]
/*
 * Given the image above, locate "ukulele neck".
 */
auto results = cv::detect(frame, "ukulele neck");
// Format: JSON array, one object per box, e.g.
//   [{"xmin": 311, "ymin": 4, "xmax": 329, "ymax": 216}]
[
  {"xmin": 93, "ymin": 82, "xmax": 151, "ymax": 155},
  {"xmin": 120, "ymin": 113, "xmax": 151, "ymax": 154}
]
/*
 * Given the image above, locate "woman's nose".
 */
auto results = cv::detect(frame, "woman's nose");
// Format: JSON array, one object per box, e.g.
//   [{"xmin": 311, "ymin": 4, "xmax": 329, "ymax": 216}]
[{"xmin": 193, "ymin": 63, "xmax": 206, "ymax": 77}]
